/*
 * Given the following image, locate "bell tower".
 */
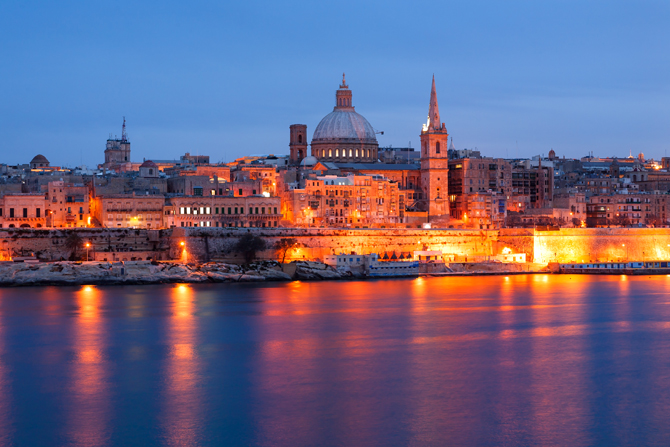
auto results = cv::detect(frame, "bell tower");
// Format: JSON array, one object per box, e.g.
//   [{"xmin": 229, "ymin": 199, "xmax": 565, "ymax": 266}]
[
  {"xmin": 289, "ymin": 124, "xmax": 308, "ymax": 165},
  {"xmin": 420, "ymin": 75, "xmax": 450, "ymax": 220}
]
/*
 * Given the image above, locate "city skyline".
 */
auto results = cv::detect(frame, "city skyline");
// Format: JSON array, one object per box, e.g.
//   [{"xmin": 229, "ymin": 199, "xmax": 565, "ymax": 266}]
[{"xmin": 2, "ymin": 0, "xmax": 669, "ymax": 167}]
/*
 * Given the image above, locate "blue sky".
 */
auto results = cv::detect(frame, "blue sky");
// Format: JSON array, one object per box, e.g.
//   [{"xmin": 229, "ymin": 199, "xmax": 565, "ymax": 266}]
[{"xmin": 1, "ymin": 0, "xmax": 669, "ymax": 167}]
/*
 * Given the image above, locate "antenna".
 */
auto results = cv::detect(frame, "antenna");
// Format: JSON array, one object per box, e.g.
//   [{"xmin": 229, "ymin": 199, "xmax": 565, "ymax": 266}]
[{"xmin": 121, "ymin": 117, "xmax": 127, "ymax": 142}]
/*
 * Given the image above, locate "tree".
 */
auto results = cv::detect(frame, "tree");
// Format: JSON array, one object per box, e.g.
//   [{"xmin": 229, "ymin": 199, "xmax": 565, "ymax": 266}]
[
  {"xmin": 233, "ymin": 233, "xmax": 267, "ymax": 263},
  {"xmin": 610, "ymin": 215, "xmax": 631, "ymax": 227},
  {"xmin": 274, "ymin": 237, "xmax": 299, "ymax": 263},
  {"xmin": 571, "ymin": 217, "xmax": 582, "ymax": 228},
  {"xmin": 65, "ymin": 231, "xmax": 82, "ymax": 261}
]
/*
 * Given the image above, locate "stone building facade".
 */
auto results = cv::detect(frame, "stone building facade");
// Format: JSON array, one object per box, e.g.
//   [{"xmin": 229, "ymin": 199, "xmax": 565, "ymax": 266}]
[
  {"xmin": 166, "ymin": 196, "xmax": 282, "ymax": 228},
  {"xmin": 0, "ymin": 194, "xmax": 47, "ymax": 228},
  {"xmin": 46, "ymin": 181, "xmax": 91, "ymax": 228},
  {"xmin": 90, "ymin": 193, "xmax": 165, "ymax": 229},
  {"xmin": 285, "ymin": 174, "xmax": 405, "ymax": 227}
]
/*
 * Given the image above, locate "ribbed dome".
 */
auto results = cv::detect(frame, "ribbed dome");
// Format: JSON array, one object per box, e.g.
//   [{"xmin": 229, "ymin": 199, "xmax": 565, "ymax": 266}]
[{"xmin": 312, "ymin": 110, "xmax": 377, "ymax": 143}]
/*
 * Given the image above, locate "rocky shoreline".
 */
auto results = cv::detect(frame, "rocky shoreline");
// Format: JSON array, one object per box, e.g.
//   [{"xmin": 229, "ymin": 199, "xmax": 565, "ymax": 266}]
[
  {"xmin": 0, "ymin": 260, "xmax": 550, "ymax": 287},
  {"xmin": 0, "ymin": 260, "xmax": 345, "ymax": 287}
]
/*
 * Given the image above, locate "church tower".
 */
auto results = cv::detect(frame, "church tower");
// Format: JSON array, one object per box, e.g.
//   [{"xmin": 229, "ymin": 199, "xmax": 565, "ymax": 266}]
[
  {"xmin": 289, "ymin": 124, "xmax": 308, "ymax": 165},
  {"xmin": 420, "ymin": 76, "xmax": 450, "ymax": 221}
]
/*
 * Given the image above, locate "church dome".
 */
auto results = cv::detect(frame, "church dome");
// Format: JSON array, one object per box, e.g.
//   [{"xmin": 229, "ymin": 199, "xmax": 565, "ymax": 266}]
[
  {"xmin": 30, "ymin": 154, "xmax": 49, "ymax": 165},
  {"xmin": 310, "ymin": 75, "xmax": 379, "ymax": 164},
  {"xmin": 140, "ymin": 160, "xmax": 158, "ymax": 168},
  {"xmin": 312, "ymin": 110, "xmax": 377, "ymax": 143}
]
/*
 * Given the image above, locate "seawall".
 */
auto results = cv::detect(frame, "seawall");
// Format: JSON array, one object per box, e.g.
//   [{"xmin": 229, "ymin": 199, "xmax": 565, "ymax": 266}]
[{"xmin": 2, "ymin": 227, "xmax": 670, "ymax": 266}]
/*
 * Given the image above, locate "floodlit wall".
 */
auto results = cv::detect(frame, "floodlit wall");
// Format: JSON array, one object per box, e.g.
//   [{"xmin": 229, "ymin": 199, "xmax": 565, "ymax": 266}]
[{"xmin": 533, "ymin": 228, "xmax": 670, "ymax": 264}]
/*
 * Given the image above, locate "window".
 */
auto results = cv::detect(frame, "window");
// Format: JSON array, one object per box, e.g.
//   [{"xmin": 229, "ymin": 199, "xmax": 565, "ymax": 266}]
[
  {"xmin": 79, "ymin": 207, "xmax": 83, "ymax": 214},
  {"xmin": 235, "ymin": 207, "xmax": 238, "ymax": 214},
  {"xmin": 274, "ymin": 207, "xmax": 277, "ymax": 214},
  {"xmin": 205, "ymin": 207, "xmax": 211, "ymax": 214},
  {"xmin": 193, "ymin": 187, "xmax": 203, "ymax": 196},
  {"xmin": 255, "ymin": 207, "xmax": 259, "ymax": 214},
  {"xmin": 298, "ymin": 134, "xmax": 302, "ymax": 143},
  {"xmin": 180, "ymin": 207, "xmax": 185, "ymax": 215},
  {"xmin": 249, "ymin": 208, "xmax": 253, "ymax": 214},
  {"xmin": 238, "ymin": 189, "xmax": 242, "ymax": 196},
  {"xmin": 436, "ymin": 142, "xmax": 440, "ymax": 154},
  {"xmin": 262, "ymin": 207, "xmax": 265, "ymax": 214},
  {"xmin": 23, "ymin": 208, "xmax": 27, "ymax": 218},
  {"xmin": 215, "ymin": 207, "xmax": 219, "ymax": 214},
  {"xmin": 36, "ymin": 208, "xmax": 41, "ymax": 218},
  {"xmin": 228, "ymin": 207, "xmax": 232, "ymax": 214}
]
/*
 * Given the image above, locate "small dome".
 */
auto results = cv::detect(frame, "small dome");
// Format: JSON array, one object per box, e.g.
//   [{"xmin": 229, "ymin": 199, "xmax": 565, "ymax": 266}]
[
  {"xmin": 30, "ymin": 154, "xmax": 49, "ymax": 164},
  {"xmin": 140, "ymin": 160, "xmax": 158, "ymax": 168},
  {"xmin": 300, "ymin": 156, "xmax": 318, "ymax": 167},
  {"xmin": 312, "ymin": 110, "xmax": 377, "ymax": 143}
]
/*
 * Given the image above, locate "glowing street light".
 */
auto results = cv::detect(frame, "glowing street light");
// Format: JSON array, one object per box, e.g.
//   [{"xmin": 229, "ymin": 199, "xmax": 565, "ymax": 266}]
[{"xmin": 85, "ymin": 242, "xmax": 91, "ymax": 262}]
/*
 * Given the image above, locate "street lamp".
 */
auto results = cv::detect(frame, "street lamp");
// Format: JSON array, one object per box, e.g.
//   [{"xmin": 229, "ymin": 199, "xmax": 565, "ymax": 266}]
[
  {"xmin": 85, "ymin": 242, "xmax": 90, "ymax": 262},
  {"xmin": 622, "ymin": 243, "xmax": 628, "ymax": 262}
]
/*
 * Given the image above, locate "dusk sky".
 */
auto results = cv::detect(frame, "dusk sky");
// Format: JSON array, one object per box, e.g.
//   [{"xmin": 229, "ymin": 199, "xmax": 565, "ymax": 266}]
[{"xmin": 1, "ymin": 0, "xmax": 669, "ymax": 167}]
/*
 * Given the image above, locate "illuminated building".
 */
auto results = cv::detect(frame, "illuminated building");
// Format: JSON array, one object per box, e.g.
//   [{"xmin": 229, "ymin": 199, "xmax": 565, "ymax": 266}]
[
  {"xmin": 0, "ymin": 194, "xmax": 47, "ymax": 228},
  {"xmin": 167, "ymin": 196, "xmax": 281, "ymax": 228},
  {"xmin": 46, "ymin": 181, "xmax": 91, "ymax": 228},
  {"xmin": 90, "ymin": 193, "xmax": 165, "ymax": 228},
  {"xmin": 286, "ymin": 174, "xmax": 405, "ymax": 227}
]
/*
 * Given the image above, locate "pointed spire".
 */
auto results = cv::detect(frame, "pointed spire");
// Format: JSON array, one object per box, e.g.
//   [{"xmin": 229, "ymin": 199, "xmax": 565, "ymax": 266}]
[
  {"xmin": 429, "ymin": 75, "xmax": 440, "ymax": 129},
  {"xmin": 426, "ymin": 75, "xmax": 442, "ymax": 131},
  {"xmin": 449, "ymin": 137, "xmax": 455, "ymax": 150}
]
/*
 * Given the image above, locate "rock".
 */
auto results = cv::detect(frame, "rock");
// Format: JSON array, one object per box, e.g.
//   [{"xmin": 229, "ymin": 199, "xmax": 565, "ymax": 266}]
[
  {"xmin": 292, "ymin": 261, "xmax": 342, "ymax": 280},
  {"xmin": 256, "ymin": 268, "xmax": 291, "ymax": 281}
]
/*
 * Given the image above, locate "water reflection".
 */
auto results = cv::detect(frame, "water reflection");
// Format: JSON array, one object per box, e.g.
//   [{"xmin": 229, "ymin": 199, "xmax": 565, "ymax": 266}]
[
  {"xmin": 0, "ymin": 291, "xmax": 12, "ymax": 444},
  {"xmin": 0, "ymin": 276, "xmax": 669, "ymax": 445},
  {"xmin": 67, "ymin": 285, "xmax": 110, "ymax": 446},
  {"xmin": 160, "ymin": 284, "xmax": 202, "ymax": 446}
]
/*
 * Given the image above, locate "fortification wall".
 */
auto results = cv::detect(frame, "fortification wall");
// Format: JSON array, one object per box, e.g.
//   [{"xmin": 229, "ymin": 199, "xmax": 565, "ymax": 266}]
[
  {"xmin": 533, "ymin": 228, "xmax": 670, "ymax": 264},
  {"xmin": 2, "ymin": 227, "xmax": 669, "ymax": 266},
  {"xmin": 172, "ymin": 227, "xmax": 536, "ymax": 263},
  {"xmin": 0, "ymin": 228, "xmax": 173, "ymax": 261}
]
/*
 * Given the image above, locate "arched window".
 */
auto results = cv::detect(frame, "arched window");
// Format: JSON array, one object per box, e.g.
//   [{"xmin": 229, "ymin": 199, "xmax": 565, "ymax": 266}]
[
  {"xmin": 335, "ymin": 149, "xmax": 339, "ymax": 157},
  {"xmin": 355, "ymin": 149, "xmax": 359, "ymax": 158},
  {"xmin": 436, "ymin": 142, "xmax": 440, "ymax": 154},
  {"xmin": 349, "ymin": 149, "xmax": 352, "ymax": 157},
  {"xmin": 329, "ymin": 149, "xmax": 332, "ymax": 157}
]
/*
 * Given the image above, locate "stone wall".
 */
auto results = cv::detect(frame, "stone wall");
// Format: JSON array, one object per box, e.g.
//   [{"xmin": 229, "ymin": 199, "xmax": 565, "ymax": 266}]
[
  {"xmin": 0, "ymin": 228, "xmax": 172, "ymax": 261},
  {"xmin": 172, "ymin": 227, "xmax": 536, "ymax": 264},
  {"xmin": 533, "ymin": 228, "xmax": 670, "ymax": 264},
  {"xmin": 2, "ymin": 226, "xmax": 670, "ymax": 266}
]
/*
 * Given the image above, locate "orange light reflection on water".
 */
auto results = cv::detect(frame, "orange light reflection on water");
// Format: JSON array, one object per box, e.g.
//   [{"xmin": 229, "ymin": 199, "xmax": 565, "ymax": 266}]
[
  {"xmin": 67, "ymin": 285, "xmax": 110, "ymax": 447},
  {"xmin": 160, "ymin": 284, "xmax": 202, "ymax": 446}
]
